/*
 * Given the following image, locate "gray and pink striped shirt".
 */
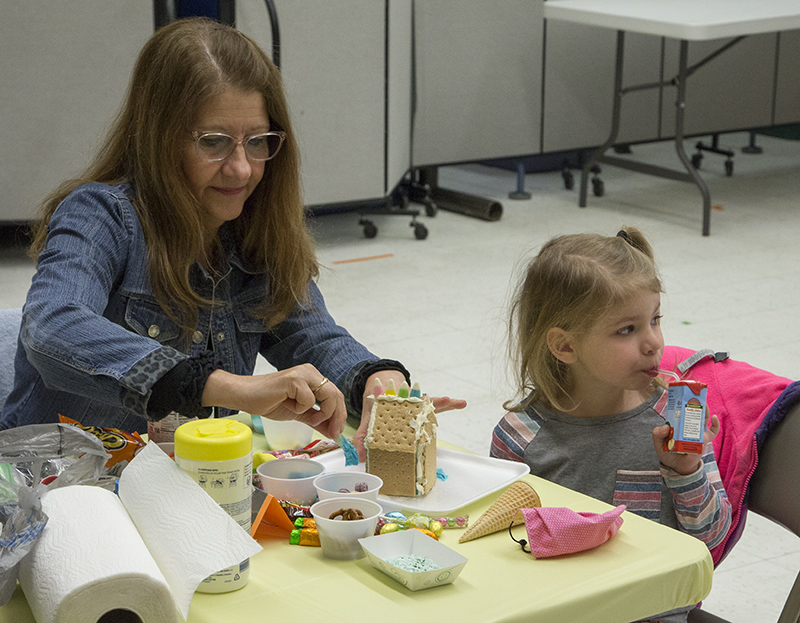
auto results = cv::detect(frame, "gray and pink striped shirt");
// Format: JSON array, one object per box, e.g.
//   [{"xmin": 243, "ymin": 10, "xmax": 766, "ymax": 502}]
[{"xmin": 491, "ymin": 388, "xmax": 731, "ymax": 549}]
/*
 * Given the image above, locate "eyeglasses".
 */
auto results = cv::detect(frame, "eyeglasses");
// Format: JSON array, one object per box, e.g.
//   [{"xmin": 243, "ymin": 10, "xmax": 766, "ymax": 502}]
[{"xmin": 191, "ymin": 131, "xmax": 287, "ymax": 162}]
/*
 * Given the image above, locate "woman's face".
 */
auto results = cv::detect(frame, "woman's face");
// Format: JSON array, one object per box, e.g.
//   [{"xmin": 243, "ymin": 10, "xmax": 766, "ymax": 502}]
[{"xmin": 183, "ymin": 88, "xmax": 269, "ymax": 232}]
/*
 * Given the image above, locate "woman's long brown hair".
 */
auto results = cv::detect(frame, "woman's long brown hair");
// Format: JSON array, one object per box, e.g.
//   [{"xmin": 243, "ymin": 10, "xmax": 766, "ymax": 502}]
[{"xmin": 30, "ymin": 17, "xmax": 317, "ymax": 335}]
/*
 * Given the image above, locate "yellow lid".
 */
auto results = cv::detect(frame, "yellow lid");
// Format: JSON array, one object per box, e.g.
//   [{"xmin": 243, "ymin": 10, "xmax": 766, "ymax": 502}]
[{"xmin": 174, "ymin": 418, "xmax": 252, "ymax": 462}]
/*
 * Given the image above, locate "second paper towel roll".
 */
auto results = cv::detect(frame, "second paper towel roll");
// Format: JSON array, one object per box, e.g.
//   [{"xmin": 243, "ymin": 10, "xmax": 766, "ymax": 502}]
[{"xmin": 19, "ymin": 485, "xmax": 177, "ymax": 623}]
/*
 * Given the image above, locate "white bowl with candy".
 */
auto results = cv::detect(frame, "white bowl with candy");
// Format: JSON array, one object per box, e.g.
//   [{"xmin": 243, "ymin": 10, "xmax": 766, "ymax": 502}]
[
  {"xmin": 358, "ymin": 529, "xmax": 468, "ymax": 591},
  {"xmin": 313, "ymin": 472, "xmax": 383, "ymax": 502},
  {"xmin": 310, "ymin": 497, "xmax": 383, "ymax": 560}
]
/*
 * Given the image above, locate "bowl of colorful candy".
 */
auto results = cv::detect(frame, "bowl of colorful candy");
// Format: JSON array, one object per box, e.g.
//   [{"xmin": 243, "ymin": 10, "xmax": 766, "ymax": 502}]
[
  {"xmin": 359, "ymin": 529, "xmax": 468, "ymax": 591},
  {"xmin": 313, "ymin": 472, "xmax": 383, "ymax": 502}
]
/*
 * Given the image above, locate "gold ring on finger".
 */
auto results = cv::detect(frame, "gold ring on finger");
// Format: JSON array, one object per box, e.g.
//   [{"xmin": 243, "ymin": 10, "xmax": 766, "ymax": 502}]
[{"xmin": 312, "ymin": 377, "xmax": 329, "ymax": 394}]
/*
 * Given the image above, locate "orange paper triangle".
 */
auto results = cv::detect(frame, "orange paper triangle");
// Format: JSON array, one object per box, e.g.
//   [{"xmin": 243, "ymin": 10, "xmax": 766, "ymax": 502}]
[{"xmin": 251, "ymin": 493, "xmax": 295, "ymax": 539}]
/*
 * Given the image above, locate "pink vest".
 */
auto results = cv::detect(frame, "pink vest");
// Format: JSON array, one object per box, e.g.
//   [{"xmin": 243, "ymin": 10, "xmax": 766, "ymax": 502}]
[{"xmin": 660, "ymin": 346, "xmax": 797, "ymax": 564}]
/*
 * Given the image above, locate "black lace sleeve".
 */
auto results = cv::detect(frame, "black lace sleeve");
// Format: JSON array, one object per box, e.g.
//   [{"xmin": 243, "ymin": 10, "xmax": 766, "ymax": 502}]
[{"xmin": 147, "ymin": 350, "xmax": 222, "ymax": 420}]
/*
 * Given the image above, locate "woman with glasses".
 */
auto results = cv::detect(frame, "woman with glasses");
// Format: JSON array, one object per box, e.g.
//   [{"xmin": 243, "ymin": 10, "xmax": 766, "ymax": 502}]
[{"xmin": 0, "ymin": 18, "xmax": 464, "ymax": 449}]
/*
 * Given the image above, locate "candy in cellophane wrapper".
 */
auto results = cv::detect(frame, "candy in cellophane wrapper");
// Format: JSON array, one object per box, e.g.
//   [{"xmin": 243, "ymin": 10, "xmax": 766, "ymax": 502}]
[
  {"xmin": 58, "ymin": 414, "xmax": 146, "ymax": 476},
  {"xmin": 376, "ymin": 511, "xmax": 469, "ymax": 539}
]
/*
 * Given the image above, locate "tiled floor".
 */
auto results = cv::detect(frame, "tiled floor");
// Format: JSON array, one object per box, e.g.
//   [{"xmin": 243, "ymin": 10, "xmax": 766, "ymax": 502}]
[{"xmin": 1, "ymin": 132, "xmax": 798, "ymax": 621}]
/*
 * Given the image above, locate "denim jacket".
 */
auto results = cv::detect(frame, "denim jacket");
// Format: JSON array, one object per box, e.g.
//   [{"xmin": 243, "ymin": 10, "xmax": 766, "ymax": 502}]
[{"xmin": 0, "ymin": 183, "xmax": 402, "ymax": 434}]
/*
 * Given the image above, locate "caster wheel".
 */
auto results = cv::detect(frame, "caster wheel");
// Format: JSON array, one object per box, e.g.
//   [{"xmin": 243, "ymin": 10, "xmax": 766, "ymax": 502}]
[
  {"xmin": 425, "ymin": 201, "xmax": 438, "ymax": 217},
  {"xmin": 725, "ymin": 160, "xmax": 734, "ymax": 176},
  {"xmin": 592, "ymin": 177, "xmax": 605, "ymax": 197},
  {"xmin": 691, "ymin": 153, "xmax": 703, "ymax": 169},
  {"xmin": 362, "ymin": 221, "xmax": 378, "ymax": 239},
  {"xmin": 413, "ymin": 223, "xmax": 428, "ymax": 240},
  {"xmin": 562, "ymin": 169, "xmax": 575, "ymax": 190}
]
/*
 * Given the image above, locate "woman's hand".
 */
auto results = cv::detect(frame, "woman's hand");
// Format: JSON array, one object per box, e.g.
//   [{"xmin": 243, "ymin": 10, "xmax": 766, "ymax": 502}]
[
  {"xmin": 652, "ymin": 411, "xmax": 720, "ymax": 475},
  {"xmin": 202, "ymin": 364, "xmax": 347, "ymax": 440},
  {"xmin": 352, "ymin": 371, "xmax": 467, "ymax": 461}
]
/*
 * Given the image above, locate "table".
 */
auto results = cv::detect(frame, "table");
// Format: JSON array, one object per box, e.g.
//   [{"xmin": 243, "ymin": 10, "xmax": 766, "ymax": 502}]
[
  {"xmin": 543, "ymin": 0, "xmax": 800, "ymax": 236},
  {"xmin": 0, "ymin": 439, "xmax": 712, "ymax": 623}
]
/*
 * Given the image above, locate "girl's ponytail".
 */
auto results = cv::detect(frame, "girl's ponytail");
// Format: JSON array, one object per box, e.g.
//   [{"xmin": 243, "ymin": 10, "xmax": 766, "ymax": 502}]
[{"xmin": 617, "ymin": 226, "xmax": 654, "ymax": 260}]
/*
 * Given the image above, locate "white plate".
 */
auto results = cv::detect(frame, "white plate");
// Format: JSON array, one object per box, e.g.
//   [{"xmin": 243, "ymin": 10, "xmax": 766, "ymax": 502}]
[{"xmin": 313, "ymin": 447, "xmax": 529, "ymax": 515}]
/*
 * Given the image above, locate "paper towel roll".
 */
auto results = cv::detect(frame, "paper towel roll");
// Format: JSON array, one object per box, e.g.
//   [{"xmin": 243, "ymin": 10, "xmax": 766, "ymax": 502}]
[
  {"xmin": 18, "ymin": 485, "xmax": 177, "ymax": 623},
  {"xmin": 19, "ymin": 442, "xmax": 262, "ymax": 623},
  {"xmin": 118, "ymin": 442, "xmax": 261, "ymax": 618}
]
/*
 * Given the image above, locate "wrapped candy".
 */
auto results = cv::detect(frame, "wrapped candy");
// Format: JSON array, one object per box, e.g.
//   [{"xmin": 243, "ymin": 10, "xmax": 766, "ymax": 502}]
[
  {"xmin": 407, "ymin": 514, "xmax": 431, "ymax": 530},
  {"xmin": 433, "ymin": 515, "xmax": 469, "ymax": 529},
  {"xmin": 289, "ymin": 527, "xmax": 320, "ymax": 546},
  {"xmin": 374, "ymin": 512, "xmax": 469, "ymax": 537},
  {"xmin": 412, "ymin": 527, "xmax": 439, "ymax": 541},
  {"xmin": 378, "ymin": 522, "xmax": 402, "ymax": 535},
  {"xmin": 427, "ymin": 520, "xmax": 444, "ymax": 538},
  {"xmin": 279, "ymin": 501, "xmax": 313, "ymax": 522}
]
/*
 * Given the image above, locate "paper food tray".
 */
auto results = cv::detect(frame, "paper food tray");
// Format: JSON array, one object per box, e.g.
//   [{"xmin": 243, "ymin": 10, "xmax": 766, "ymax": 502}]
[
  {"xmin": 359, "ymin": 529, "xmax": 468, "ymax": 591},
  {"xmin": 313, "ymin": 447, "xmax": 528, "ymax": 515}
]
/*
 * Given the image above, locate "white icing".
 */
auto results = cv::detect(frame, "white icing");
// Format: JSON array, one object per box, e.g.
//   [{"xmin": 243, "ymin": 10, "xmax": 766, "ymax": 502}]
[
  {"xmin": 377, "ymin": 394, "xmax": 423, "ymax": 403},
  {"xmin": 364, "ymin": 398, "xmax": 379, "ymax": 447},
  {"xmin": 413, "ymin": 399, "xmax": 436, "ymax": 495},
  {"xmin": 415, "ymin": 445, "xmax": 426, "ymax": 495}
]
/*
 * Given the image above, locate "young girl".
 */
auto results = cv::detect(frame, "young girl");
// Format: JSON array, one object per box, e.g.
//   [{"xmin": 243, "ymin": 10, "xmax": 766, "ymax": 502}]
[{"xmin": 491, "ymin": 227, "xmax": 731, "ymax": 623}]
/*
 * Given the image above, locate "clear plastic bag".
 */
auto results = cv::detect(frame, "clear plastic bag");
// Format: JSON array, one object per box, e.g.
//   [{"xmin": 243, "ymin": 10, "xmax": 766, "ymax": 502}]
[{"xmin": 0, "ymin": 423, "xmax": 109, "ymax": 604}]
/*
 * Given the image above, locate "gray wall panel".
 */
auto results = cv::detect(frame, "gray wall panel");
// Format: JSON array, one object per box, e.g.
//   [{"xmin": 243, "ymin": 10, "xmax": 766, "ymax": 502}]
[
  {"xmin": 387, "ymin": 0, "xmax": 413, "ymax": 193},
  {"xmin": 775, "ymin": 30, "xmax": 800, "ymax": 125},
  {"xmin": 412, "ymin": 0, "xmax": 543, "ymax": 166},
  {"xmin": 239, "ymin": 0, "xmax": 387, "ymax": 207},
  {"xmin": 0, "ymin": 2, "xmax": 152, "ymax": 222},
  {"xmin": 660, "ymin": 35, "xmax": 776, "ymax": 138},
  {"xmin": 543, "ymin": 23, "xmax": 662, "ymax": 152}
]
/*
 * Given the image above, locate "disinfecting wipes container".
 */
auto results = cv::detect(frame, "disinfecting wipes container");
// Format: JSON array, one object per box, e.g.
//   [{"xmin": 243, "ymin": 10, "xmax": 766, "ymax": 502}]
[{"xmin": 175, "ymin": 418, "xmax": 253, "ymax": 593}]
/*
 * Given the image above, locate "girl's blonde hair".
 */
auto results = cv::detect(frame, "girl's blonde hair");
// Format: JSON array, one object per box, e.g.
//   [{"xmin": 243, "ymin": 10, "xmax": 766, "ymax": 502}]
[
  {"xmin": 29, "ymin": 17, "xmax": 316, "ymax": 336},
  {"xmin": 506, "ymin": 226, "xmax": 662, "ymax": 412}
]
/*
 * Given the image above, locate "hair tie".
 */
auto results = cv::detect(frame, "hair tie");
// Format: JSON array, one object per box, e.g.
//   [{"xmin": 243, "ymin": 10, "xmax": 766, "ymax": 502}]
[
  {"xmin": 508, "ymin": 521, "xmax": 530, "ymax": 553},
  {"xmin": 616, "ymin": 229, "xmax": 629, "ymax": 241}
]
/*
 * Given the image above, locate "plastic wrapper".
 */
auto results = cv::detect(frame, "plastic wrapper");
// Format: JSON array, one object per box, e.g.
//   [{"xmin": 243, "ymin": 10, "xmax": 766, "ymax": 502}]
[
  {"xmin": 59, "ymin": 414, "xmax": 146, "ymax": 475},
  {"xmin": 0, "ymin": 423, "xmax": 109, "ymax": 605}
]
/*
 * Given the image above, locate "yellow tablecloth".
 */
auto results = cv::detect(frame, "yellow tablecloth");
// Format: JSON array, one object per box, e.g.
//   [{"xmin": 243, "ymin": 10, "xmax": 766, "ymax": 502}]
[{"xmin": 1, "ymin": 427, "xmax": 713, "ymax": 623}]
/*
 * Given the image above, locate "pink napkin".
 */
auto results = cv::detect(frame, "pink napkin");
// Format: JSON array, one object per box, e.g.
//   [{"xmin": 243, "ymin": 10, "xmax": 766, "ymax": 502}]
[{"xmin": 519, "ymin": 505, "xmax": 626, "ymax": 558}]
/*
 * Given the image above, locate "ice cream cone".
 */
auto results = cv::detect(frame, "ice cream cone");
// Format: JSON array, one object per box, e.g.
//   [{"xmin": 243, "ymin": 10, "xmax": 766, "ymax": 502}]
[{"xmin": 458, "ymin": 481, "xmax": 542, "ymax": 543}]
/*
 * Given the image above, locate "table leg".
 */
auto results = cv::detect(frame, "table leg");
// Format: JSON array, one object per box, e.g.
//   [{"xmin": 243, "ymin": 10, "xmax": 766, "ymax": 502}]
[
  {"xmin": 674, "ymin": 40, "xmax": 712, "ymax": 236},
  {"xmin": 580, "ymin": 30, "xmax": 625, "ymax": 208},
  {"xmin": 577, "ymin": 33, "xmax": 718, "ymax": 235}
]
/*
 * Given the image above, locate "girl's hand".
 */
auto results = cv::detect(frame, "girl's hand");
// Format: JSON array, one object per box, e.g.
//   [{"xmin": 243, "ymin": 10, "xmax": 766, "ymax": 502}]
[
  {"xmin": 652, "ymin": 411, "xmax": 721, "ymax": 475},
  {"xmin": 202, "ymin": 364, "xmax": 347, "ymax": 440},
  {"xmin": 352, "ymin": 371, "xmax": 467, "ymax": 462}
]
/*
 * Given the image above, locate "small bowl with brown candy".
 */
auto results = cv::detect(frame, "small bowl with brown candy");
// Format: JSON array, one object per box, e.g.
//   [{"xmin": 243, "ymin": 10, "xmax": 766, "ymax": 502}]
[{"xmin": 309, "ymin": 497, "xmax": 383, "ymax": 560}]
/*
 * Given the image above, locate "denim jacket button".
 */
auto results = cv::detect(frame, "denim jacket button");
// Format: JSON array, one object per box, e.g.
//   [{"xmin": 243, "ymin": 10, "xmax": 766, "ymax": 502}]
[
  {"xmin": 216, "ymin": 332, "xmax": 225, "ymax": 342},
  {"xmin": 148, "ymin": 325, "xmax": 160, "ymax": 338},
  {"xmin": 192, "ymin": 330, "xmax": 204, "ymax": 344}
]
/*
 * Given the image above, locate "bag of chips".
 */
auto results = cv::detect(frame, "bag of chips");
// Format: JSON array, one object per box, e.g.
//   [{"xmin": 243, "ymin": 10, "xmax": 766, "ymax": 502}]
[{"xmin": 58, "ymin": 414, "xmax": 146, "ymax": 476}]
